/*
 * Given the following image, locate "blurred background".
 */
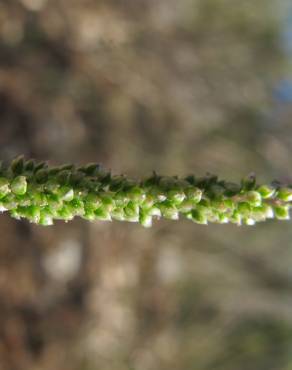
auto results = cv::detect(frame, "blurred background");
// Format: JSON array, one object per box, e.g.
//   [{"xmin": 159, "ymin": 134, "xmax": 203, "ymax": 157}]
[{"xmin": 1, "ymin": 0, "xmax": 292, "ymax": 369}]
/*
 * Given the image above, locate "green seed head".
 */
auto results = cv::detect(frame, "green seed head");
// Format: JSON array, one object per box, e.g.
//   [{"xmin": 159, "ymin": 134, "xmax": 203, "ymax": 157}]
[{"xmin": 1, "ymin": 156, "xmax": 292, "ymax": 227}]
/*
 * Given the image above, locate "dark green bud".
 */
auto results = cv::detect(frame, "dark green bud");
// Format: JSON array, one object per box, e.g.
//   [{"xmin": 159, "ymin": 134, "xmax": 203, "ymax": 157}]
[
  {"xmin": 241, "ymin": 173, "xmax": 256, "ymax": 191},
  {"xmin": 11, "ymin": 155, "xmax": 24, "ymax": 175},
  {"xmin": 35, "ymin": 169, "xmax": 49, "ymax": 183}
]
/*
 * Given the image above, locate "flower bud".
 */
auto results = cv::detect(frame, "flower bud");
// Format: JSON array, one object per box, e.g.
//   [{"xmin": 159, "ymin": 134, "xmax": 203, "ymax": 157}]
[
  {"xmin": 68, "ymin": 198, "xmax": 84, "ymax": 216},
  {"xmin": 127, "ymin": 186, "xmax": 146, "ymax": 203},
  {"xmin": 241, "ymin": 173, "xmax": 256, "ymax": 191},
  {"xmin": 101, "ymin": 194, "xmax": 115, "ymax": 212},
  {"xmin": 190, "ymin": 208, "xmax": 207, "ymax": 224},
  {"xmin": 24, "ymin": 205, "xmax": 41, "ymax": 223},
  {"xmin": 114, "ymin": 191, "xmax": 129, "ymax": 207},
  {"xmin": 141, "ymin": 194, "xmax": 154, "ymax": 210},
  {"xmin": 178, "ymin": 199, "xmax": 194, "ymax": 213},
  {"xmin": 56, "ymin": 206, "xmax": 74, "ymax": 221},
  {"xmin": 111, "ymin": 207, "xmax": 126, "ymax": 221},
  {"xmin": 139, "ymin": 211, "xmax": 152, "ymax": 228},
  {"xmin": 230, "ymin": 211, "xmax": 242, "ymax": 225},
  {"xmin": 167, "ymin": 190, "xmax": 185, "ymax": 204},
  {"xmin": 124, "ymin": 201, "xmax": 139, "ymax": 220},
  {"xmin": 84, "ymin": 193, "xmax": 101, "ymax": 209},
  {"xmin": 245, "ymin": 191, "xmax": 262, "ymax": 207},
  {"xmin": 35, "ymin": 169, "xmax": 49, "ymax": 183},
  {"xmin": 58, "ymin": 186, "xmax": 74, "ymax": 202},
  {"xmin": 259, "ymin": 204, "xmax": 274, "ymax": 219},
  {"xmin": 24, "ymin": 159, "xmax": 35, "ymax": 172},
  {"xmin": 39, "ymin": 212, "xmax": 53, "ymax": 226},
  {"xmin": 223, "ymin": 182, "xmax": 240, "ymax": 196},
  {"xmin": 148, "ymin": 207, "xmax": 161, "ymax": 218},
  {"xmin": 185, "ymin": 187, "xmax": 202, "ymax": 203},
  {"xmin": 216, "ymin": 213, "xmax": 229, "ymax": 224},
  {"xmin": 274, "ymin": 205, "xmax": 290, "ymax": 220},
  {"xmin": 11, "ymin": 176, "xmax": 27, "ymax": 195},
  {"xmin": 0, "ymin": 178, "xmax": 10, "ymax": 198},
  {"xmin": 11, "ymin": 155, "xmax": 24, "ymax": 175},
  {"xmin": 237, "ymin": 202, "xmax": 251, "ymax": 216},
  {"xmin": 257, "ymin": 185, "xmax": 275, "ymax": 199},
  {"xmin": 159, "ymin": 201, "xmax": 179, "ymax": 220},
  {"xmin": 244, "ymin": 218, "xmax": 256, "ymax": 226},
  {"xmin": 277, "ymin": 188, "xmax": 292, "ymax": 202},
  {"xmin": 209, "ymin": 184, "xmax": 225, "ymax": 198}
]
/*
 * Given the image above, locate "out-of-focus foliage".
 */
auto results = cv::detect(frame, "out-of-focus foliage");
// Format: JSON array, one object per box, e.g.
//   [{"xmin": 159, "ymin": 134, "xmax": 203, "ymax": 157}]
[{"xmin": 0, "ymin": 1, "xmax": 292, "ymax": 370}]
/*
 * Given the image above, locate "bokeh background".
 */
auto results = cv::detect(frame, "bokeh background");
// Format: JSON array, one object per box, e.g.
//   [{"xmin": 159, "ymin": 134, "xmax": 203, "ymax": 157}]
[{"xmin": 1, "ymin": 0, "xmax": 292, "ymax": 369}]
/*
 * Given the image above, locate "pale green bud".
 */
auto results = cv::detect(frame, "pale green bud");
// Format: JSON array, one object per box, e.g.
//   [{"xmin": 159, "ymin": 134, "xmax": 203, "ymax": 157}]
[
  {"xmin": 114, "ymin": 191, "xmax": 129, "ymax": 207},
  {"xmin": 178, "ymin": 199, "xmax": 194, "ymax": 213},
  {"xmin": 58, "ymin": 187, "xmax": 74, "ymax": 202},
  {"xmin": 11, "ymin": 176, "xmax": 27, "ymax": 195},
  {"xmin": 256, "ymin": 204, "xmax": 274, "ymax": 219},
  {"xmin": 39, "ymin": 212, "xmax": 53, "ymax": 226},
  {"xmin": 245, "ymin": 191, "xmax": 262, "ymax": 207},
  {"xmin": 111, "ymin": 208, "xmax": 126, "ymax": 221},
  {"xmin": 84, "ymin": 193, "xmax": 101, "ymax": 209},
  {"xmin": 139, "ymin": 211, "xmax": 153, "ymax": 228},
  {"xmin": 159, "ymin": 201, "xmax": 179, "ymax": 220},
  {"xmin": 124, "ymin": 201, "xmax": 139, "ymax": 222},
  {"xmin": 168, "ymin": 190, "xmax": 185, "ymax": 204},
  {"xmin": 244, "ymin": 218, "xmax": 256, "ymax": 226},
  {"xmin": 218, "ymin": 213, "xmax": 229, "ymax": 224},
  {"xmin": 127, "ymin": 186, "xmax": 146, "ymax": 203},
  {"xmin": 100, "ymin": 194, "xmax": 115, "ymax": 212},
  {"xmin": 148, "ymin": 207, "xmax": 161, "ymax": 218},
  {"xmin": 185, "ymin": 187, "xmax": 202, "ymax": 203},
  {"xmin": 230, "ymin": 211, "xmax": 242, "ymax": 225}
]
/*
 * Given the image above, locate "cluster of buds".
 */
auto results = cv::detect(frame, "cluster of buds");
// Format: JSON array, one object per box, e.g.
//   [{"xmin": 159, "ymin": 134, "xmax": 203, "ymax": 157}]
[{"xmin": 0, "ymin": 156, "xmax": 291, "ymax": 227}]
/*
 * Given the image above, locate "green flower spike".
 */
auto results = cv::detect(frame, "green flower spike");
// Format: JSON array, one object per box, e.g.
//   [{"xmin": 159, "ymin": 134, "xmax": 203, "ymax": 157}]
[{"xmin": 0, "ymin": 156, "xmax": 291, "ymax": 227}]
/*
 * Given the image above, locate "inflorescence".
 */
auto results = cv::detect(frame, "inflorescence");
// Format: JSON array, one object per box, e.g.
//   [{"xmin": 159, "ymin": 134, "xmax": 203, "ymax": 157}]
[{"xmin": 0, "ymin": 156, "xmax": 291, "ymax": 227}]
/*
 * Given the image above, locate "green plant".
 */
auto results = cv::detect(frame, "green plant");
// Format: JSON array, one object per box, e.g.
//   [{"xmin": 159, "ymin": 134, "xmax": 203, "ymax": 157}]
[{"xmin": 0, "ymin": 156, "xmax": 291, "ymax": 227}]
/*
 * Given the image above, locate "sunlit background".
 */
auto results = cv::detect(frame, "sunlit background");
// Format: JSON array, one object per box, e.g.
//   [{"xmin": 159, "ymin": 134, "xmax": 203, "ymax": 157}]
[{"xmin": 1, "ymin": 1, "xmax": 292, "ymax": 369}]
